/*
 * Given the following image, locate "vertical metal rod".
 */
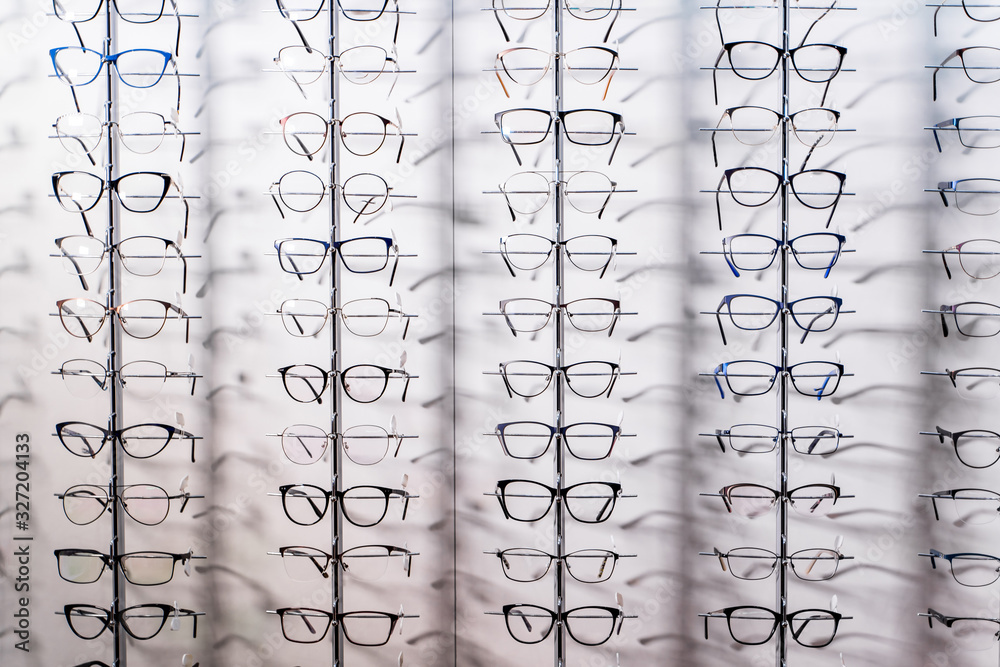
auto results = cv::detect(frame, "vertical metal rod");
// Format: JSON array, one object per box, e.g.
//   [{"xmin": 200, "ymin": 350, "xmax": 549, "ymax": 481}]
[
  {"xmin": 776, "ymin": 2, "xmax": 791, "ymax": 667},
  {"xmin": 328, "ymin": 6, "xmax": 344, "ymax": 667},
  {"xmin": 104, "ymin": 4, "xmax": 126, "ymax": 667},
  {"xmin": 552, "ymin": 6, "xmax": 566, "ymax": 667}
]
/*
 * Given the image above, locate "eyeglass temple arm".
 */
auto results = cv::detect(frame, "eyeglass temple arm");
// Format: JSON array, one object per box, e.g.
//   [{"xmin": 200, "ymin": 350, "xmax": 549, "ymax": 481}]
[
  {"xmin": 941, "ymin": 249, "xmax": 953, "ymax": 279},
  {"xmin": 604, "ymin": 366, "xmax": 620, "ymax": 398},
  {"xmin": 932, "ymin": 119, "xmax": 952, "ymax": 153},
  {"xmin": 938, "ymin": 183, "xmax": 951, "ymax": 207},
  {"xmin": 926, "ymin": 607, "xmax": 946, "ymax": 628},
  {"xmin": 495, "ymin": 62, "xmax": 510, "ymax": 98},
  {"xmin": 495, "ymin": 488, "xmax": 512, "ymax": 520},
  {"xmin": 499, "ymin": 240, "xmax": 518, "ymax": 277},
  {"xmin": 713, "ymin": 366, "xmax": 726, "ymax": 399},
  {"xmin": 800, "ymin": 306, "xmax": 836, "ymax": 344},
  {"xmin": 712, "ymin": 47, "xmax": 725, "ymax": 106},
  {"xmin": 714, "ymin": 303, "xmax": 728, "ymax": 345},
  {"xmin": 492, "ymin": 5, "xmax": 512, "ymax": 42},
  {"xmin": 935, "ymin": 425, "xmax": 950, "ymax": 444},
  {"xmin": 606, "ymin": 308, "xmax": 619, "ymax": 337},
  {"xmin": 60, "ymin": 248, "xmax": 91, "ymax": 291},
  {"xmin": 389, "ymin": 247, "xmax": 400, "ymax": 287},
  {"xmin": 932, "ymin": 4, "xmax": 943, "ymax": 37},
  {"xmin": 946, "ymin": 369, "xmax": 959, "ymax": 389},
  {"xmin": 929, "ymin": 496, "xmax": 941, "ymax": 521},
  {"xmin": 823, "ymin": 197, "xmax": 840, "ymax": 229},
  {"xmin": 607, "ymin": 127, "xmax": 623, "ymax": 165},
  {"xmin": 715, "ymin": 173, "xmax": 726, "ymax": 231},
  {"xmin": 939, "ymin": 305, "xmax": 950, "ymax": 338},
  {"xmin": 713, "ymin": 430, "xmax": 726, "ymax": 452},
  {"xmin": 597, "ymin": 183, "xmax": 616, "ymax": 221},
  {"xmin": 927, "ymin": 548, "xmax": 944, "ymax": 569},
  {"xmin": 932, "ymin": 52, "xmax": 961, "ymax": 102},
  {"xmin": 400, "ymin": 372, "xmax": 410, "ymax": 402},
  {"xmin": 508, "ymin": 142, "xmax": 523, "ymax": 167}
]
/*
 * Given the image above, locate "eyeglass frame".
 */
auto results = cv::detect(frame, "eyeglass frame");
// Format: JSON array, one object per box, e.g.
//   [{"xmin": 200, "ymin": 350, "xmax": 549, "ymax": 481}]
[
  {"xmin": 53, "ymin": 110, "xmax": 188, "ymax": 164},
  {"xmin": 273, "ymin": 544, "xmax": 415, "ymax": 579},
  {"xmin": 276, "ymin": 482, "xmax": 413, "ymax": 527},
  {"xmin": 54, "ymin": 357, "xmax": 199, "ymax": 398},
  {"xmin": 710, "ymin": 360, "xmax": 847, "ymax": 400},
  {"xmin": 931, "ymin": 47, "xmax": 1000, "ymax": 101},
  {"xmin": 276, "ymin": 362, "xmax": 411, "ymax": 404},
  {"xmin": 270, "ymin": 606, "xmax": 407, "ymax": 646},
  {"xmin": 491, "ymin": 547, "xmax": 627, "ymax": 583},
  {"xmin": 493, "ymin": 108, "xmax": 625, "ymax": 166},
  {"xmin": 716, "ymin": 482, "xmax": 842, "ymax": 517},
  {"xmin": 709, "ymin": 105, "xmax": 842, "ymax": 167},
  {"xmin": 494, "ymin": 46, "xmax": 619, "ymax": 100},
  {"xmin": 499, "ymin": 603, "xmax": 625, "ymax": 646},
  {"xmin": 923, "ymin": 548, "xmax": 1000, "ymax": 587},
  {"xmin": 936, "ymin": 301, "xmax": 1000, "ymax": 337},
  {"xmin": 706, "ymin": 545, "xmax": 850, "ymax": 581},
  {"xmin": 924, "ymin": 487, "xmax": 1000, "ymax": 522},
  {"xmin": 54, "ymin": 234, "xmax": 190, "ymax": 293},
  {"xmin": 59, "ymin": 603, "xmax": 202, "ymax": 641},
  {"xmin": 490, "ymin": 0, "xmax": 622, "ymax": 43},
  {"xmin": 54, "ymin": 482, "xmax": 202, "ymax": 526},
  {"xmin": 273, "ymin": 236, "xmax": 400, "ymax": 286},
  {"xmin": 493, "ymin": 478, "xmax": 624, "ymax": 524},
  {"xmin": 708, "ymin": 423, "xmax": 846, "ymax": 455},
  {"xmin": 494, "ymin": 420, "xmax": 623, "ymax": 460},
  {"xmin": 53, "ymin": 547, "xmax": 198, "ymax": 586},
  {"xmin": 711, "ymin": 41, "xmax": 848, "ymax": 105},
  {"xmin": 497, "ymin": 297, "xmax": 622, "ymax": 337},
  {"xmin": 55, "ymin": 297, "xmax": 193, "ymax": 344},
  {"xmin": 714, "ymin": 166, "xmax": 847, "ymax": 230},
  {"xmin": 54, "ymin": 420, "xmax": 200, "ymax": 462},
  {"xmin": 702, "ymin": 605, "xmax": 846, "ymax": 648},
  {"xmin": 496, "ymin": 359, "xmax": 622, "ymax": 399},
  {"xmin": 932, "ymin": 116, "xmax": 1000, "ymax": 152},
  {"xmin": 497, "ymin": 170, "xmax": 618, "ymax": 221},
  {"xmin": 711, "ymin": 293, "xmax": 844, "ymax": 345},
  {"xmin": 936, "ymin": 178, "xmax": 1000, "ymax": 215},
  {"xmin": 49, "ymin": 46, "xmax": 184, "ymax": 113},
  {"xmin": 934, "ymin": 425, "xmax": 1000, "ymax": 468},
  {"xmin": 278, "ymin": 111, "xmax": 404, "ymax": 162},
  {"xmin": 718, "ymin": 232, "xmax": 847, "ymax": 279},
  {"xmin": 498, "ymin": 233, "xmax": 619, "ymax": 278}
]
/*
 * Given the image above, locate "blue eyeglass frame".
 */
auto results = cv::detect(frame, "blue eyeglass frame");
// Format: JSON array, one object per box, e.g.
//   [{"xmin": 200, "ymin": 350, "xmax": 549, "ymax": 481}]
[{"xmin": 49, "ymin": 46, "xmax": 174, "ymax": 88}]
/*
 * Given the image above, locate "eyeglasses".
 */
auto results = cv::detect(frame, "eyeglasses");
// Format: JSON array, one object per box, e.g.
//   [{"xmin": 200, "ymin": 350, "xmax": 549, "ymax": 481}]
[
  {"xmin": 54, "ymin": 111, "xmax": 186, "ymax": 162},
  {"xmin": 498, "ymin": 233, "xmax": 618, "ymax": 278},
  {"xmin": 932, "ymin": 47, "xmax": 1000, "ymax": 101},
  {"xmin": 500, "ymin": 603, "xmax": 624, "ymax": 646},
  {"xmin": 939, "ymin": 239, "xmax": 1000, "ymax": 280},
  {"xmin": 711, "ymin": 294, "xmax": 843, "ymax": 345},
  {"xmin": 274, "ymin": 237, "xmax": 399, "ymax": 285},
  {"xmin": 274, "ymin": 544, "xmax": 414, "ymax": 581},
  {"xmin": 924, "ymin": 608, "xmax": 1000, "ymax": 651},
  {"xmin": 52, "ymin": 170, "xmax": 189, "ymax": 238},
  {"xmin": 493, "ymin": 479, "xmax": 623, "ymax": 523},
  {"xmin": 924, "ymin": 488, "xmax": 1000, "ymax": 524},
  {"xmin": 494, "ymin": 421, "xmax": 621, "ymax": 460},
  {"xmin": 54, "ymin": 548, "xmax": 196, "ymax": 586},
  {"xmin": 277, "ymin": 483, "xmax": 412, "ymax": 527},
  {"xmin": 278, "ymin": 422, "xmax": 406, "ymax": 465},
  {"xmin": 936, "ymin": 178, "xmax": 1000, "ymax": 215},
  {"xmin": 275, "ymin": 0, "xmax": 402, "ymax": 51},
  {"xmin": 53, "ymin": 169, "xmax": 185, "ymax": 212},
  {"xmin": 710, "ymin": 106, "xmax": 841, "ymax": 167},
  {"xmin": 493, "ymin": 547, "xmax": 622, "ymax": 583},
  {"xmin": 924, "ymin": 549, "xmax": 1000, "ymax": 587},
  {"xmin": 55, "ymin": 358, "xmax": 198, "ymax": 400},
  {"xmin": 274, "ymin": 45, "xmax": 399, "ymax": 97},
  {"xmin": 60, "ymin": 603, "xmax": 201, "ymax": 641},
  {"xmin": 56, "ymin": 482, "xmax": 200, "ymax": 526},
  {"xmin": 277, "ymin": 297, "xmax": 408, "ymax": 338},
  {"xmin": 935, "ymin": 425, "xmax": 1000, "ymax": 469},
  {"xmin": 54, "ymin": 235, "xmax": 188, "ymax": 293},
  {"xmin": 56, "ymin": 298, "xmax": 192, "ymax": 343},
  {"xmin": 937, "ymin": 301, "xmax": 1000, "ymax": 337},
  {"xmin": 933, "ymin": 1, "xmax": 1000, "ymax": 35},
  {"xmin": 702, "ymin": 606, "xmax": 844, "ymax": 648},
  {"xmin": 269, "ymin": 171, "xmax": 404, "ymax": 221},
  {"xmin": 55, "ymin": 421, "xmax": 199, "ymax": 462},
  {"xmin": 933, "ymin": 116, "xmax": 1000, "ymax": 151},
  {"xmin": 712, "ymin": 41, "xmax": 847, "ymax": 104},
  {"xmin": 714, "ymin": 167, "xmax": 846, "ymax": 230},
  {"xmin": 54, "ymin": 0, "xmax": 179, "ymax": 24},
  {"xmin": 711, "ymin": 360, "xmax": 846, "ymax": 399},
  {"xmin": 943, "ymin": 367, "xmax": 1000, "ymax": 399},
  {"xmin": 719, "ymin": 232, "xmax": 846, "ymax": 279},
  {"xmin": 273, "ymin": 607, "xmax": 404, "ymax": 646},
  {"xmin": 494, "ymin": 46, "xmax": 619, "ymax": 99},
  {"xmin": 715, "ymin": 483, "xmax": 841, "ymax": 518},
  {"xmin": 497, "ymin": 359, "xmax": 620, "ymax": 399},
  {"xmin": 490, "ymin": 0, "xmax": 622, "ymax": 43},
  {"xmin": 498, "ymin": 298, "xmax": 621, "ymax": 337},
  {"xmin": 279, "ymin": 111, "xmax": 403, "ymax": 162},
  {"xmin": 498, "ymin": 171, "xmax": 617, "ymax": 220},
  {"xmin": 709, "ymin": 424, "xmax": 844, "ymax": 455},
  {"xmin": 494, "ymin": 108, "xmax": 625, "ymax": 166},
  {"xmin": 50, "ymin": 46, "xmax": 174, "ymax": 87},
  {"xmin": 52, "ymin": 0, "xmax": 182, "ymax": 56},
  {"xmin": 277, "ymin": 363, "xmax": 411, "ymax": 404},
  {"xmin": 707, "ymin": 546, "xmax": 848, "ymax": 581},
  {"xmin": 276, "ymin": 0, "xmax": 400, "ymax": 22}
]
